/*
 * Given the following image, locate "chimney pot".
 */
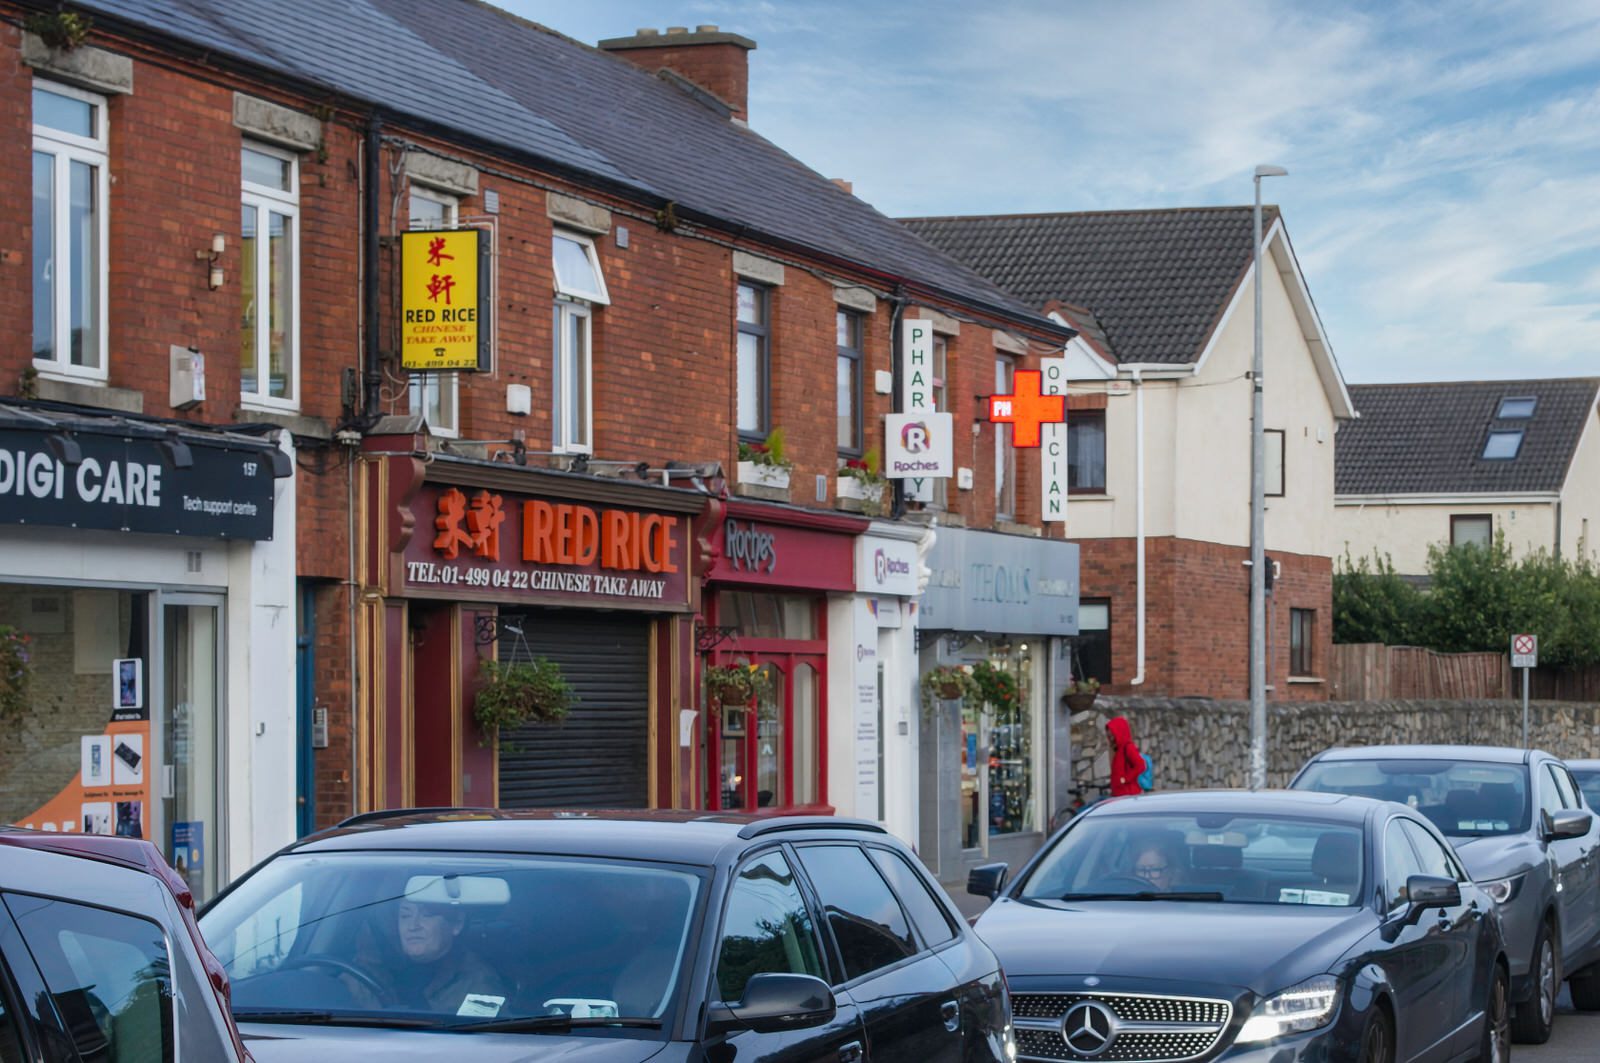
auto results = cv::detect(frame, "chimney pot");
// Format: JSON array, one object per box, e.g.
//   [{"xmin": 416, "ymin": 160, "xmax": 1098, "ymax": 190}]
[
  {"xmin": 635, "ymin": 27, "xmax": 659, "ymax": 36},
  {"xmin": 666, "ymin": 25, "xmax": 688, "ymax": 34},
  {"xmin": 697, "ymin": 24, "xmax": 718, "ymax": 33}
]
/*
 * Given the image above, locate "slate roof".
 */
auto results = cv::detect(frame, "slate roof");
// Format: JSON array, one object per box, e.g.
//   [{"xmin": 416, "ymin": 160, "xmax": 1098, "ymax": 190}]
[
  {"xmin": 1336, "ymin": 379, "xmax": 1600, "ymax": 495},
  {"xmin": 901, "ymin": 208, "xmax": 1279, "ymax": 364},
  {"xmin": 74, "ymin": 0, "xmax": 1056, "ymax": 332}
]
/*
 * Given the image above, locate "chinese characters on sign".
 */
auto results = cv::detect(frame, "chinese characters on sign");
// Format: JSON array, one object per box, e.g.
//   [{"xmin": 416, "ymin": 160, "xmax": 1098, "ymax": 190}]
[
  {"xmin": 400, "ymin": 229, "xmax": 485, "ymax": 371},
  {"xmin": 402, "ymin": 485, "xmax": 692, "ymax": 610}
]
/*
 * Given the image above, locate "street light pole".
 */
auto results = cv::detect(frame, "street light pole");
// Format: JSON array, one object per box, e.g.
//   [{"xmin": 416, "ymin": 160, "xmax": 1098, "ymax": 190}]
[{"xmin": 1249, "ymin": 164, "xmax": 1287, "ymax": 791}]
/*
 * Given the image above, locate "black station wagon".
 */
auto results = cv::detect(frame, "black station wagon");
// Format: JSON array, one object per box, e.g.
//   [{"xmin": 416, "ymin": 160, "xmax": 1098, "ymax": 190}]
[{"xmin": 199, "ymin": 809, "xmax": 1014, "ymax": 1062}]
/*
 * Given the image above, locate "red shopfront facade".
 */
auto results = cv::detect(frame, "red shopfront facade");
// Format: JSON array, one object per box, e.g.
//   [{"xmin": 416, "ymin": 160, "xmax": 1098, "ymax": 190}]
[
  {"xmin": 357, "ymin": 436, "xmax": 705, "ymax": 815},
  {"xmin": 698, "ymin": 500, "xmax": 866, "ymax": 813}
]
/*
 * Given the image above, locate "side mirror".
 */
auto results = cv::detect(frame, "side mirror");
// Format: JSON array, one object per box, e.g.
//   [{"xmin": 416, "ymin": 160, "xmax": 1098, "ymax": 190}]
[
  {"xmin": 1404, "ymin": 874, "xmax": 1461, "ymax": 922},
  {"xmin": 967, "ymin": 862, "xmax": 1009, "ymax": 900},
  {"xmin": 707, "ymin": 973, "xmax": 836, "ymax": 1036},
  {"xmin": 1546, "ymin": 809, "xmax": 1592, "ymax": 841}
]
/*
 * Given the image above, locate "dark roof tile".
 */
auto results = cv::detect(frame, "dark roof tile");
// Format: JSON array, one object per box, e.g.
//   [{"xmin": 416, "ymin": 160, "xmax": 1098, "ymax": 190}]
[
  {"xmin": 901, "ymin": 208, "xmax": 1276, "ymax": 364},
  {"xmin": 1336, "ymin": 378, "xmax": 1599, "ymax": 495}
]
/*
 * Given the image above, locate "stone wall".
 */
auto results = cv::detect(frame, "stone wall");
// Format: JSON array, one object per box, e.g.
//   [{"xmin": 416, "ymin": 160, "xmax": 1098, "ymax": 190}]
[{"xmin": 1070, "ymin": 696, "xmax": 1600, "ymax": 796}]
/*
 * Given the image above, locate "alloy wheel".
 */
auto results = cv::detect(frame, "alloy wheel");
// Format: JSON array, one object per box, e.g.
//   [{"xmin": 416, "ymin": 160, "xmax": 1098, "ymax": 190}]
[
  {"xmin": 1538, "ymin": 938, "xmax": 1556, "ymax": 1025},
  {"xmin": 1488, "ymin": 972, "xmax": 1510, "ymax": 1063}
]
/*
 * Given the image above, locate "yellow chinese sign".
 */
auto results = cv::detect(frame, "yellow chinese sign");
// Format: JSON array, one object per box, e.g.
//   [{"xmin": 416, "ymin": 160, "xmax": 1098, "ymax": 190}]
[{"xmin": 400, "ymin": 229, "xmax": 483, "ymax": 371}]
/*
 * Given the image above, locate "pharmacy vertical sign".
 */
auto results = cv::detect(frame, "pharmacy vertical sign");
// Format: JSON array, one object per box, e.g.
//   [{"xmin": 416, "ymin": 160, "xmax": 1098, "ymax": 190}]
[
  {"xmin": 1512, "ymin": 634, "xmax": 1537, "ymax": 748},
  {"xmin": 1041, "ymin": 358, "xmax": 1068, "ymax": 523},
  {"xmin": 901, "ymin": 320, "xmax": 937, "ymax": 502}
]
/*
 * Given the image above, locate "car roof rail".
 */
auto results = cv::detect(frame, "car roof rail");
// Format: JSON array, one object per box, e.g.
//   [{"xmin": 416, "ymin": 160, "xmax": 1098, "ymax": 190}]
[
  {"xmin": 736, "ymin": 816, "xmax": 888, "ymax": 840},
  {"xmin": 335, "ymin": 806, "xmax": 499, "ymax": 828}
]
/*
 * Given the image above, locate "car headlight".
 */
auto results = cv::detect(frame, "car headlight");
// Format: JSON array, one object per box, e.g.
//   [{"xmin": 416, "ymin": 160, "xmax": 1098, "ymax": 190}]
[
  {"xmin": 1235, "ymin": 976, "xmax": 1340, "ymax": 1044},
  {"xmin": 1480, "ymin": 874, "xmax": 1525, "ymax": 906}
]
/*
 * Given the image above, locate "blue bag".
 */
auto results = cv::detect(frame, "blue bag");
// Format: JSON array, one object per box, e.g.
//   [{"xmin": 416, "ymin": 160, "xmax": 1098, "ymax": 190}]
[{"xmin": 1137, "ymin": 753, "xmax": 1155, "ymax": 792}]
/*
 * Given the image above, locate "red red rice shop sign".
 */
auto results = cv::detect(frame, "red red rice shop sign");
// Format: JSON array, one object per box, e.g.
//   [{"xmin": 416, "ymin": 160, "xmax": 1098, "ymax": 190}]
[{"xmin": 400, "ymin": 485, "xmax": 693, "ymax": 610}]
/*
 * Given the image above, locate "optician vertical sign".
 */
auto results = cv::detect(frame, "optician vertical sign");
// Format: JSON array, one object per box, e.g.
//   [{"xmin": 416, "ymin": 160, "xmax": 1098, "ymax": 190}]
[{"xmin": 1041, "ymin": 358, "xmax": 1068, "ymax": 523}]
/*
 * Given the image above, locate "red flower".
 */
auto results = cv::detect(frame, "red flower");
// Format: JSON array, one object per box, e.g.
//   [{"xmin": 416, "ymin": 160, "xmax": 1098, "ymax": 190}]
[{"xmin": 845, "ymin": 459, "xmax": 868, "ymax": 471}]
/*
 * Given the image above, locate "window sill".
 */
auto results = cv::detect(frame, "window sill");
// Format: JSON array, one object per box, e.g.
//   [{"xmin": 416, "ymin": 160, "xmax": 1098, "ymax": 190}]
[
  {"xmin": 1068, "ymin": 492, "xmax": 1114, "ymax": 501},
  {"xmin": 233, "ymin": 407, "xmax": 330, "ymax": 442},
  {"xmin": 1286, "ymin": 676, "xmax": 1324, "ymax": 685},
  {"xmin": 32, "ymin": 375, "xmax": 142, "ymax": 413}
]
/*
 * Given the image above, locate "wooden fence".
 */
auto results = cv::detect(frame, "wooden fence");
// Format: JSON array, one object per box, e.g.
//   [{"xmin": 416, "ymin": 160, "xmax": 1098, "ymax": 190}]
[{"xmin": 1330, "ymin": 644, "xmax": 1510, "ymax": 701}]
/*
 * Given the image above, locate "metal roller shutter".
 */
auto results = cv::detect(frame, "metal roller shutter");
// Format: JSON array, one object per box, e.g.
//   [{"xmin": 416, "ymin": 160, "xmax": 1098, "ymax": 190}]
[{"xmin": 496, "ymin": 610, "xmax": 650, "ymax": 808}]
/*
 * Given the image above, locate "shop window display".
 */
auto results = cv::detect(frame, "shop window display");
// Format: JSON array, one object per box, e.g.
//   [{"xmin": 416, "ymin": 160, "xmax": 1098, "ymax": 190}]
[
  {"xmin": 0, "ymin": 587, "xmax": 147, "ymax": 835},
  {"xmin": 984, "ymin": 644, "xmax": 1034, "ymax": 836}
]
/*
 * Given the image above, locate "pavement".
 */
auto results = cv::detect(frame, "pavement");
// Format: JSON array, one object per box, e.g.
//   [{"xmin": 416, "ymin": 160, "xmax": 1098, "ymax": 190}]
[{"xmin": 1527, "ymin": 991, "xmax": 1598, "ymax": 1063}]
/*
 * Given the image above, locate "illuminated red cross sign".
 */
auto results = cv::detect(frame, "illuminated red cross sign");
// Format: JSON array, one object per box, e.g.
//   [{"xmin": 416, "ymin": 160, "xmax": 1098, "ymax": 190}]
[{"xmin": 988, "ymin": 369, "xmax": 1066, "ymax": 448}]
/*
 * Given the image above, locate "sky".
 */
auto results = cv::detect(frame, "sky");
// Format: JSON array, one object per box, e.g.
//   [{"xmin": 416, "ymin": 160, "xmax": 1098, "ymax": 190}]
[{"xmin": 501, "ymin": 0, "xmax": 1600, "ymax": 385}]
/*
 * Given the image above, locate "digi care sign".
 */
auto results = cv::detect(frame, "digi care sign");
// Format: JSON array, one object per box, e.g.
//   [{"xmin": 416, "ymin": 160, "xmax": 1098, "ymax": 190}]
[{"xmin": 0, "ymin": 428, "xmax": 276, "ymax": 539}]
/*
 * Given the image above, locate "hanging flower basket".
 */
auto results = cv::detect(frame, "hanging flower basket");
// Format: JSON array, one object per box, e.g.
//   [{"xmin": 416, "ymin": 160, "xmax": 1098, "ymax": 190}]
[
  {"xmin": 0, "ymin": 625, "xmax": 32, "ymax": 728},
  {"xmin": 1062, "ymin": 677, "xmax": 1100, "ymax": 713},
  {"xmin": 919, "ymin": 664, "xmax": 981, "ymax": 718},
  {"xmin": 972, "ymin": 660, "xmax": 1020, "ymax": 711},
  {"xmin": 472, "ymin": 657, "xmax": 575, "ymax": 746},
  {"xmin": 704, "ymin": 663, "xmax": 772, "ymax": 718}
]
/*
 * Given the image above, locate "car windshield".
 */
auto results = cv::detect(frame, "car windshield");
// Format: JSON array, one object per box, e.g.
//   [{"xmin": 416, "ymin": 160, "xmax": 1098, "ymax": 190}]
[
  {"xmin": 1571, "ymin": 770, "xmax": 1600, "ymax": 812},
  {"xmin": 1018, "ymin": 812, "xmax": 1366, "ymax": 906},
  {"xmin": 199, "ymin": 851, "xmax": 704, "ymax": 1031},
  {"xmin": 1294, "ymin": 758, "xmax": 1529, "ymax": 837}
]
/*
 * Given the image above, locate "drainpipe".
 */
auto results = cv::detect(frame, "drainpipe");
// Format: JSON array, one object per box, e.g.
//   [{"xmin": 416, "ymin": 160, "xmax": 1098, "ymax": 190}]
[
  {"xmin": 1130, "ymin": 367, "xmax": 1146, "ymax": 687},
  {"xmin": 362, "ymin": 112, "xmax": 383, "ymax": 421}
]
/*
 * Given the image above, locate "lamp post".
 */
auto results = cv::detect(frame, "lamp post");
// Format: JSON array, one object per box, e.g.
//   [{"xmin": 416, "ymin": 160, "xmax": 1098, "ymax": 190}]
[{"xmin": 1248, "ymin": 164, "xmax": 1287, "ymax": 791}]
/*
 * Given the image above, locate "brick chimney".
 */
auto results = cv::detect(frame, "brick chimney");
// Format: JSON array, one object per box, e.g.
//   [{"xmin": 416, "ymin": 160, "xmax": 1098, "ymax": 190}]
[{"xmin": 599, "ymin": 25, "xmax": 757, "ymax": 122}]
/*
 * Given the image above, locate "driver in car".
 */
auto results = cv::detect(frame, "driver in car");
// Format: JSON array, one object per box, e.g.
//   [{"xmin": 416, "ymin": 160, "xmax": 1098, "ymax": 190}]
[{"xmin": 388, "ymin": 898, "xmax": 510, "ymax": 1014}]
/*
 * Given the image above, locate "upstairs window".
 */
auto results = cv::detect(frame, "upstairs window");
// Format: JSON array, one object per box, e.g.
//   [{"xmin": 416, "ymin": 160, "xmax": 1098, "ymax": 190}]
[
  {"xmin": 1496, "ymin": 396, "xmax": 1536, "ymax": 419},
  {"xmin": 1265, "ymin": 428, "xmax": 1286, "ymax": 497},
  {"xmin": 736, "ymin": 283, "xmax": 771, "ymax": 439},
  {"xmin": 1068, "ymin": 410, "xmax": 1107, "ymax": 494},
  {"xmin": 995, "ymin": 355, "xmax": 1016, "ymax": 520},
  {"xmin": 32, "ymin": 81, "xmax": 108, "ymax": 378},
  {"xmin": 836, "ymin": 309, "xmax": 864, "ymax": 454},
  {"xmin": 1290, "ymin": 608, "xmax": 1317, "ymax": 677},
  {"xmin": 552, "ymin": 232, "xmax": 607, "ymax": 454},
  {"xmin": 240, "ymin": 142, "xmax": 299, "ymax": 406},
  {"xmin": 1451, "ymin": 514, "xmax": 1492, "ymax": 548},
  {"xmin": 1482, "ymin": 431, "xmax": 1522, "ymax": 460},
  {"xmin": 407, "ymin": 187, "xmax": 460, "ymax": 437}
]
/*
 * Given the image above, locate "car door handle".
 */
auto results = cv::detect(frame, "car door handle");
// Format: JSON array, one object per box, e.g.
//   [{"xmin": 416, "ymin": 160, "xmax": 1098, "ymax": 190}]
[
  {"xmin": 839, "ymin": 1040, "xmax": 865, "ymax": 1063},
  {"xmin": 941, "ymin": 999, "xmax": 961, "ymax": 1032}
]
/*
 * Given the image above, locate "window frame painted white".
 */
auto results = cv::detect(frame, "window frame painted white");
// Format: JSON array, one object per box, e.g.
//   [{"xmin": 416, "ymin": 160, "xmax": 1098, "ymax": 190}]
[
  {"xmin": 31, "ymin": 79, "xmax": 110, "ymax": 382},
  {"xmin": 552, "ymin": 297, "xmax": 593, "ymax": 455},
  {"xmin": 239, "ymin": 141, "xmax": 301, "ymax": 410},
  {"xmin": 406, "ymin": 186, "xmax": 461, "ymax": 437}
]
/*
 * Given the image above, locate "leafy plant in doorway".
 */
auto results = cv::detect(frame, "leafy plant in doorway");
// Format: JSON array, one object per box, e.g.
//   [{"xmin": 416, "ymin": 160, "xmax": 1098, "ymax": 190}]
[
  {"xmin": 971, "ymin": 659, "xmax": 1020, "ymax": 711},
  {"xmin": 919, "ymin": 664, "xmax": 981, "ymax": 718},
  {"xmin": 472, "ymin": 657, "xmax": 574, "ymax": 746},
  {"xmin": 0, "ymin": 625, "xmax": 32, "ymax": 728}
]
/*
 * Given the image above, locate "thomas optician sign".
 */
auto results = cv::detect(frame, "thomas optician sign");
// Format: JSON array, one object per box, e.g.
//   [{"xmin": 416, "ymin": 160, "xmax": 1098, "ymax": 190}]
[
  {"xmin": 919, "ymin": 526, "xmax": 1080, "ymax": 635},
  {"xmin": 399, "ymin": 484, "xmax": 693, "ymax": 610},
  {"xmin": 0, "ymin": 428, "xmax": 277, "ymax": 540}
]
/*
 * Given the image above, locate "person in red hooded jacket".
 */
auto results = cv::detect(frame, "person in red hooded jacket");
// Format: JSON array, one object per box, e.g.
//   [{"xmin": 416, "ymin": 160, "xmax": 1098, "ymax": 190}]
[{"xmin": 1106, "ymin": 716, "xmax": 1147, "ymax": 797}]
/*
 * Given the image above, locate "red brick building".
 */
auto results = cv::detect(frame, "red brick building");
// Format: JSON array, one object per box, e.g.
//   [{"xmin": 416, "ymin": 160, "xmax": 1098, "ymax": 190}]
[{"xmin": 0, "ymin": 0, "xmax": 1073, "ymax": 880}]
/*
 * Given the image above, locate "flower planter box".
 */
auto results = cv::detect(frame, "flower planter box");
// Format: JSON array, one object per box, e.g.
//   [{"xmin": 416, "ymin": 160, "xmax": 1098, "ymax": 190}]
[
  {"xmin": 735, "ymin": 461, "xmax": 791, "ymax": 501},
  {"xmin": 835, "ymin": 476, "xmax": 885, "ymax": 515}
]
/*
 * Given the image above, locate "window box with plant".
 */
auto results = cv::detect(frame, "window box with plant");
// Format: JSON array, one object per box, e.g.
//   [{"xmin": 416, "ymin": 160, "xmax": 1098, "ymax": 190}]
[
  {"xmin": 736, "ymin": 427, "xmax": 793, "ymax": 495},
  {"xmin": 1062, "ymin": 677, "xmax": 1100, "ymax": 712},
  {"xmin": 472, "ymin": 657, "xmax": 575, "ymax": 746},
  {"xmin": 836, "ymin": 447, "xmax": 885, "ymax": 515}
]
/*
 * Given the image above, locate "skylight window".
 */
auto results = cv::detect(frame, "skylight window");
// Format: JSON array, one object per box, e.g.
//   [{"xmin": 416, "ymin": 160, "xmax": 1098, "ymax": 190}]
[
  {"xmin": 1482, "ymin": 431, "xmax": 1523, "ymax": 460},
  {"xmin": 1496, "ymin": 396, "xmax": 1536, "ymax": 419}
]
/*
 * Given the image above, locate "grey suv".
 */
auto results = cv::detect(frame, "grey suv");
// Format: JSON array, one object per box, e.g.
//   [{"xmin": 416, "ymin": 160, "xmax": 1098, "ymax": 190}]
[
  {"xmin": 0, "ymin": 828, "xmax": 251, "ymax": 1061},
  {"xmin": 1292, "ymin": 744, "xmax": 1600, "ymax": 1043}
]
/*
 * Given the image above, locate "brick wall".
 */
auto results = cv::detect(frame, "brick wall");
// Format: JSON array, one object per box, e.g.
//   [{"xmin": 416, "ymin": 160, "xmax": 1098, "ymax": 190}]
[{"xmin": 1078, "ymin": 537, "xmax": 1333, "ymax": 700}]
